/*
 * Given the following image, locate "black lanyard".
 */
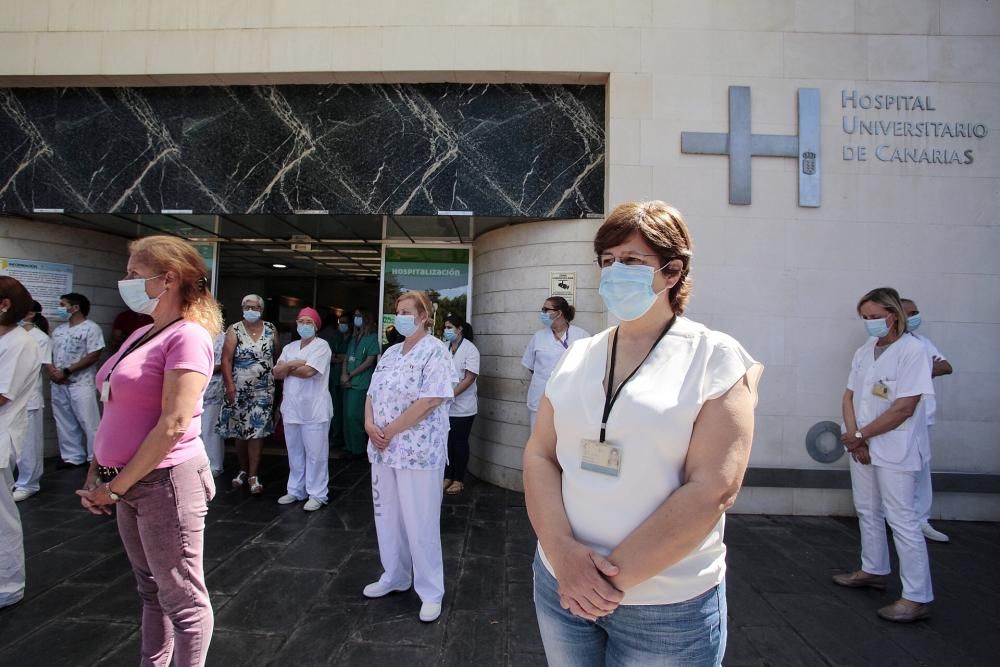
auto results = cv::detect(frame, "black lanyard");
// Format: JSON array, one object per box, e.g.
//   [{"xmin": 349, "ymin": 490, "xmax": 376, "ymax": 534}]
[
  {"xmin": 107, "ymin": 318, "xmax": 183, "ymax": 378},
  {"xmin": 600, "ymin": 315, "xmax": 676, "ymax": 443},
  {"xmin": 553, "ymin": 327, "xmax": 569, "ymax": 349},
  {"xmin": 450, "ymin": 338, "xmax": 463, "ymax": 356}
]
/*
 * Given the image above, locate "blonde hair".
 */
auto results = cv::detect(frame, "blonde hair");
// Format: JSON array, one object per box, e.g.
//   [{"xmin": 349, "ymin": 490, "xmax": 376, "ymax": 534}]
[
  {"xmin": 394, "ymin": 290, "xmax": 433, "ymax": 319},
  {"xmin": 595, "ymin": 201, "xmax": 694, "ymax": 315},
  {"xmin": 128, "ymin": 236, "xmax": 223, "ymax": 336},
  {"xmin": 857, "ymin": 286, "xmax": 907, "ymax": 337}
]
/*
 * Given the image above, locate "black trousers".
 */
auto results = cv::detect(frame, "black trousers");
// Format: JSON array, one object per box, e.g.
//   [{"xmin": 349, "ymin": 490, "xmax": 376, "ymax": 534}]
[{"xmin": 445, "ymin": 415, "xmax": 476, "ymax": 483}]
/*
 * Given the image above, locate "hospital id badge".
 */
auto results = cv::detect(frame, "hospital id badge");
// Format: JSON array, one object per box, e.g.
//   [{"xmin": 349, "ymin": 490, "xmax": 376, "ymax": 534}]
[
  {"xmin": 580, "ymin": 439, "xmax": 622, "ymax": 477},
  {"xmin": 872, "ymin": 381, "xmax": 889, "ymax": 400},
  {"xmin": 100, "ymin": 381, "xmax": 111, "ymax": 403}
]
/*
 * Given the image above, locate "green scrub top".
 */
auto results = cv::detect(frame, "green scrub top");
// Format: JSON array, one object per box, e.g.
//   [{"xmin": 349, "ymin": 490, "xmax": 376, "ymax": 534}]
[{"xmin": 344, "ymin": 332, "xmax": 379, "ymax": 389}]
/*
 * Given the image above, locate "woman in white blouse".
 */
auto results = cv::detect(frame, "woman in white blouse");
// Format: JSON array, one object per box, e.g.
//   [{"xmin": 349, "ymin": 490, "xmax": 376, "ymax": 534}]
[
  {"xmin": 363, "ymin": 291, "xmax": 455, "ymax": 623},
  {"xmin": 442, "ymin": 314, "xmax": 480, "ymax": 496},
  {"xmin": 273, "ymin": 307, "xmax": 333, "ymax": 512},
  {"xmin": 523, "ymin": 201, "xmax": 762, "ymax": 666},
  {"xmin": 521, "ymin": 296, "xmax": 589, "ymax": 431},
  {"xmin": 13, "ymin": 300, "xmax": 52, "ymax": 501}
]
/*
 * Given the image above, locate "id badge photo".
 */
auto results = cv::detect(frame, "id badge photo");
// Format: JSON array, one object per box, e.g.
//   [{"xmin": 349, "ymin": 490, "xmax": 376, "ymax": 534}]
[{"xmin": 580, "ymin": 439, "xmax": 622, "ymax": 477}]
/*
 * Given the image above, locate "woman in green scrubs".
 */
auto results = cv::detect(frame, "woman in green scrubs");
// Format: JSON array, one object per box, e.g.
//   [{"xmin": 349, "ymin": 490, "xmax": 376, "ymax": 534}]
[{"xmin": 340, "ymin": 308, "xmax": 379, "ymax": 456}]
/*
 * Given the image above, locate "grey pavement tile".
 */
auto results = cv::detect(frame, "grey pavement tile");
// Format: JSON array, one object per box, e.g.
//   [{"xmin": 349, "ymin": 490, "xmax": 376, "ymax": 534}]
[
  {"xmin": 441, "ymin": 610, "xmax": 506, "ymax": 666},
  {"xmin": 506, "ymin": 553, "xmax": 534, "ymax": 584},
  {"xmin": 22, "ymin": 527, "xmax": 83, "ymax": 556},
  {"xmin": 70, "ymin": 572, "xmax": 141, "ymax": 622},
  {"xmin": 453, "ymin": 555, "xmax": 505, "ymax": 611},
  {"xmin": 68, "ymin": 550, "xmax": 131, "ymax": 584},
  {"xmin": 223, "ymin": 497, "xmax": 294, "ymax": 523},
  {"xmin": 58, "ymin": 521, "xmax": 125, "ymax": 553},
  {"xmin": 0, "ymin": 582, "xmax": 102, "ymax": 649},
  {"xmin": 205, "ymin": 630, "xmax": 284, "ymax": 667},
  {"xmin": 3, "ymin": 619, "xmax": 135, "ymax": 667},
  {"xmin": 441, "ymin": 530, "xmax": 467, "ymax": 559},
  {"xmin": 355, "ymin": 593, "xmax": 447, "ymax": 646},
  {"xmin": 338, "ymin": 642, "xmax": 443, "ymax": 666},
  {"xmin": 467, "ymin": 519, "xmax": 506, "ymax": 557},
  {"xmin": 92, "ymin": 629, "xmax": 140, "ymax": 666},
  {"xmin": 214, "ymin": 567, "xmax": 331, "ymax": 634},
  {"xmin": 508, "ymin": 651, "xmax": 548, "ymax": 667},
  {"xmin": 203, "ymin": 520, "xmax": 262, "ymax": 560},
  {"xmin": 507, "ymin": 582, "xmax": 544, "ymax": 655},
  {"xmin": 269, "ymin": 605, "xmax": 364, "ymax": 664},
  {"xmin": 207, "ymin": 543, "xmax": 284, "ymax": 595},
  {"xmin": 25, "ymin": 548, "xmax": 106, "ymax": 595},
  {"xmin": 724, "ymin": 573, "xmax": 786, "ymax": 628},
  {"xmin": 320, "ymin": 549, "xmax": 386, "ymax": 599},
  {"xmin": 278, "ymin": 527, "xmax": 362, "ymax": 571},
  {"xmin": 737, "ymin": 626, "xmax": 821, "ymax": 665}
]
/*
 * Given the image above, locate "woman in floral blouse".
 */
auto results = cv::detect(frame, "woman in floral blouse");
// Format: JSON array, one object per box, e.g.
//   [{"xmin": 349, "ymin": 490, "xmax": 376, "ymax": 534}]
[{"xmin": 363, "ymin": 290, "xmax": 456, "ymax": 624}]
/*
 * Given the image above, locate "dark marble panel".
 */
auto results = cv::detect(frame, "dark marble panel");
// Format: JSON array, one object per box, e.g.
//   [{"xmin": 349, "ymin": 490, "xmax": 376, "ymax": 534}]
[{"xmin": 0, "ymin": 84, "xmax": 605, "ymax": 217}]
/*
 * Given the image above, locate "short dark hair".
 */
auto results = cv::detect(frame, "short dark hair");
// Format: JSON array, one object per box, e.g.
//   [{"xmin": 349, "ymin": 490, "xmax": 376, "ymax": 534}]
[
  {"xmin": 61, "ymin": 292, "xmax": 91, "ymax": 316},
  {"xmin": 28, "ymin": 300, "xmax": 49, "ymax": 335},
  {"xmin": 0, "ymin": 276, "xmax": 32, "ymax": 326},
  {"xmin": 544, "ymin": 296, "xmax": 575, "ymax": 323},
  {"xmin": 444, "ymin": 313, "xmax": 474, "ymax": 343}
]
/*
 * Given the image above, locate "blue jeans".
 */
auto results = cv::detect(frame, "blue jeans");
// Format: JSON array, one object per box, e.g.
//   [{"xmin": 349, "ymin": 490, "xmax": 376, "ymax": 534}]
[{"xmin": 532, "ymin": 551, "xmax": 726, "ymax": 667}]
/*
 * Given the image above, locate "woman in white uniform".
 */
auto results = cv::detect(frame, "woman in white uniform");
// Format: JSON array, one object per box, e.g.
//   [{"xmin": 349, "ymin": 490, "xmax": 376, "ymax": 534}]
[
  {"xmin": 273, "ymin": 307, "xmax": 333, "ymax": 512},
  {"xmin": 521, "ymin": 296, "xmax": 589, "ymax": 431},
  {"xmin": 442, "ymin": 314, "xmax": 480, "ymax": 496},
  {"xmin": 13, "ymin": 301, "xmax": 52, "ymax": 501},
  {"xmin": 0, "ymin": 277, "xmax": 42, "ymax": 609},
  {"xmin": 363, "ymin": 290, "xmax": 455, "ymax": 623},
  {"xmin": 201, "ymin": 330, "xmax": 226, "ymax": 477},
  {"xmin": 837, "ymin": 286, "xmax": 934, "ymax": 623}
]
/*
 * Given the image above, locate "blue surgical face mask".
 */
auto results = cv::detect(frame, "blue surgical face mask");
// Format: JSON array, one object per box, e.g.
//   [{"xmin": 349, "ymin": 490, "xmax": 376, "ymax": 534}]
[
  {"xmin": 56, "ymin": 306, "xmax": 70, "ymax": 319},
  {"xmin": 864, "ymin": 317, "xmax": 891, "ymax": 338},
  {"xmin": 906, "ymin": 314, "xmax": 922, "ymax": 332},
  {"xmin": 394, "ymin": 314, "xmax": 418, "ymax": 337},
  {"xmin": 354, "ymin": 316, "xmax": 363, "ymax": 328},
  {"xmin": 539, "ymin": 311, "xmax": 553, "ymax": 327},
  {"xmin": 243, "ymin": 309, "xmax": 261, "ymax": 323},
  {"xmin": 443, "ymin": 328, "xmax": 457, "ymax": 342},
  {"xmin": 338, "ymin": 323, "xmax": 350, "ymax": 334},
  {"xmin": 297, "ymin": 324, "xmax": 316, "ymax": 339},
  {"xmin": 598, "ymin": 262, "xmax": 669, "ymax": 322}
]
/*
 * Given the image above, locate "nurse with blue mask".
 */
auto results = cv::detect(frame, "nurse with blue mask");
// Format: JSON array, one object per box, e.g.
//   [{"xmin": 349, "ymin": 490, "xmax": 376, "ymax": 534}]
[{"xmin": 521, "ymin": 296, "xmax": 590, "ymax": 431}]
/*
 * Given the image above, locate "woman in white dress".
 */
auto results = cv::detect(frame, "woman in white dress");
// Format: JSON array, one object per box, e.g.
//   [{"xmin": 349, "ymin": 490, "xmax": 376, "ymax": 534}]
[
  {"xmin": 13, "ymin": 300, "xmax": 52, "ymax": 501},
  {"xmin": 521, "ymin": 296, "xmax": 589, "ymax": 431}
]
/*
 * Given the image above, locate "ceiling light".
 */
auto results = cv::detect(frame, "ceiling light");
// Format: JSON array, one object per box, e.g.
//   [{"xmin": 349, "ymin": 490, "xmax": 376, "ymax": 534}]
[{"xmin": 272, "ymin": 263, "xmax": 287, "ymax": 268}]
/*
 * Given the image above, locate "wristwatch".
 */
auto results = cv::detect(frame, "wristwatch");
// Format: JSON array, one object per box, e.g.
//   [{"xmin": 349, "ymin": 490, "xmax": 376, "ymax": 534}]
[
  {"xmin": 62, "ymin": 366, "xmax": 72, "ymax": 376},
  {"xmin": 104, "ymin": 483, "xmax": 121, "ymax": 502},
  {"xmin": 854, "ymin": 430, "xmax": 864, "ymax": 441}
]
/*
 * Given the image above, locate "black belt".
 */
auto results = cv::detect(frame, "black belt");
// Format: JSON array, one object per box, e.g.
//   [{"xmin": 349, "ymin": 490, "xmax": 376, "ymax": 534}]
[{"xmin": 96, "ymin": 465, "xmax": 123, "ymax": 483}]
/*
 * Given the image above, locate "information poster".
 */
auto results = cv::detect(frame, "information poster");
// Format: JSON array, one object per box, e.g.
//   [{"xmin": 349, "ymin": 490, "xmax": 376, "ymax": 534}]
[
  {"xmin": 0, "ymin": 258, "xmax": 74, "ymax": 317},
  {"xmin": 380, "ymin": 246, "xmax": 471, "ymax": 343},
  {"xmin": 549, "ymin": 271, "xmax": 577, "ymax": 305}
]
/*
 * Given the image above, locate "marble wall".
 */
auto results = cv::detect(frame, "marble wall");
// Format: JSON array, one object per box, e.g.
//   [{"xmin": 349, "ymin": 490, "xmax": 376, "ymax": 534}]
[{"xmin": 0, "ymin": 83, "xmax": 604, "ymax": 217}]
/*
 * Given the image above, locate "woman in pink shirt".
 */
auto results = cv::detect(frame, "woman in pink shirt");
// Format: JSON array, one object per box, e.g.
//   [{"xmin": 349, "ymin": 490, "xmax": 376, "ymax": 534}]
[{"xmin": 76, "ymin": 235, "xmax": 221, "ymax": 667}]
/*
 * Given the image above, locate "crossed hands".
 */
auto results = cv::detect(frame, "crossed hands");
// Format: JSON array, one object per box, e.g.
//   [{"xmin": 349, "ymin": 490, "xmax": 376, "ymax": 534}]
[
  {"xmin": 840, "ymin": 431, "xmax": 871, "ymax": 465},
  {"xmin": 365, "ymin": 421, "xmax": 397, "ymax": 450},
  {"xmin": 76, "ymin": 473, "xmax": 113, "ymax": 516},
  {"xmin": 550, "ymin": 537, "xmax": 624, "ymax": 621}
]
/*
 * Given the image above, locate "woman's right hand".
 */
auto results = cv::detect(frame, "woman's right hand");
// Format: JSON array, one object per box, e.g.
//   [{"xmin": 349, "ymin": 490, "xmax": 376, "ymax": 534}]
[
  {"xmin": 79, "ymin": 466, "xmax": 110, "ymax": 516},
  {"xmin": 340, "ymin": 373, "xmax": 350, "ymax": 388},
  {"xmin": 224, "ymin": 384, "xmax": 236, "ymax": 404},
  {"xmin": 366, "ymin": 422, "xmax": 389, "ymax": 449},
  {"xmin": 548, "ymin": 535, "xmax": 624, "ymax": 621}
]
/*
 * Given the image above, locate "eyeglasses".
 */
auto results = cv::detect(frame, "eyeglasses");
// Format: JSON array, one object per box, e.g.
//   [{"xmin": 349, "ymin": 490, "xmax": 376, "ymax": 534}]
[
  {"xmin": 540, "ymin": 307, "xmax": 559, "ymax": 313},
  {"xmin": 596, "ymin": 253, "xmax": 684, "ymax": 273}
]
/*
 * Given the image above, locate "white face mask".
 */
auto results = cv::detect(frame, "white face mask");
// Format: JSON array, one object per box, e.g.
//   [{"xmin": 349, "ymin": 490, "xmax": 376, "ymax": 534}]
[{"xmin": 118, "ymin": 274, "xmax": 165, "ymax": 315}]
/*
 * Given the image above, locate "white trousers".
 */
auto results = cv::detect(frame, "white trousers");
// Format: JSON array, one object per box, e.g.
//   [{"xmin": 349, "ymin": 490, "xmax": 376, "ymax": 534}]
[
  {"xmin": 914, "ymin": 425, "xmax": 935, "ymax": 524},
  {"xmin": 50, "ymin": 382, "xmax": 100, "ymax": 464},
  {"xmin": 14, "ymin": 408, "xmax": 44, "ymax": 493},
  {"xmin": 371, "ymin": 463, "xmax": 444, "ymax": 603},
  {"xmin": 850, "ymin": 456, "xmax": 933, "ymax": 603},
  {"xmin": 202, "ymin": 400, "xmax": 224, "ymax": 475},
  {"xmin": 285, "ymin": 420, "xmax": 331, "ymax": 503},
  {"xmin": 0, "ymin": 463, "xmax": 25, "ymax": 607}
]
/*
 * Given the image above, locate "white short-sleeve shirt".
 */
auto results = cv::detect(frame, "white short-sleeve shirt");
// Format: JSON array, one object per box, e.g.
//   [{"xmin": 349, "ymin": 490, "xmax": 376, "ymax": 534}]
[
  {"xmin": 367, "ymin": 335, "xmax": 455, "ymax": 470},
  {"xmin": 26, "ymin": 326, "xmax": 51, "ymax": 411},
  {"xmin": 277, "ymin": 338, "xmax": 333, "ymax": 424},
  {"xmin": 203, "ymin": 332, "xmax": 226, "ymax": 405},
  {"xmin": 540, "ymin": 317, "xmax": 761, "ymax": 605},
  {"xmin": 847, "ymin": 334, "xmax": 933, "ymax": 470},
  {"xmin": 909, "ymin": 332, "xmax": 944, "ymax": 426},
  {"xmin": 521, "ymin": 324, "xmax": 590, "ymax": 411},
  {"xmin": 449, "ymin": 338, "xmax": 480, "ymax": 417},
  {"xmin": 51, "ymin": 319, "xmax": 105, "ymax": 386},
  {"xmin": 0, "ymin": 327, "xmax": 41, "ymax": 467}
]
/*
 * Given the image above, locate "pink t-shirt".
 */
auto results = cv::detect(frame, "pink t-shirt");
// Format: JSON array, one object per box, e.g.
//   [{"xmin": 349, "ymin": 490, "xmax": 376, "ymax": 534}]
[{"xmin": 94, "ymin": 320, "xmax": 214, "ymax": 468}]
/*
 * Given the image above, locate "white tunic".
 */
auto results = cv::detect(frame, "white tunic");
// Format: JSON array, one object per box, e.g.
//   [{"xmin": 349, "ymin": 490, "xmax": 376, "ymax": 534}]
[
  {"xmin": 25, "ymin": 327, "xmax": 51, "ymax": 411},
  {"xmin": 848, "ymin": 335, "xmax": 933, "ymax": 471},
  {"xmin": 277, "ymin": 338, "xmax": 333, "ymax": 424},
  {"xmin": 0, "ymin": 327, "xmax": 41, "ymax": 467},
  {"xmin": 520, "ymin": 324, "xmax": 590, "ymax": 411},
  {"xmin": 448, "ymin": 338, "xmax": 480, "ymax": 418},
  {"xmin": 909, "ymin": 332, "xmax": 943, "ymax": 426},
  {"xmin": 51, "ymin": 319, "xmax": 105, "ymax": 386},
  {"xmin": 541, "ymin": 318, "xmax": 761, "ymax": 605}
]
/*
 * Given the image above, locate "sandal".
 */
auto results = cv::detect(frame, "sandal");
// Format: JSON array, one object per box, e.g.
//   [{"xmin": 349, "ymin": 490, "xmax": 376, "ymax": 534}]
[
  {"xmin": 443, "ymin": 478, "xmax": 452, "ymax": 491},
  {"xmin": 445, "ymin": 481, "xmax": 464, "ymax": 495},
  {"xmin": 249, "ymin": 476, "xmax": 263, "ymax": 495},
  {"xmin": 232, "ymin": 471, "xmax": 247, "ymax": 488}
]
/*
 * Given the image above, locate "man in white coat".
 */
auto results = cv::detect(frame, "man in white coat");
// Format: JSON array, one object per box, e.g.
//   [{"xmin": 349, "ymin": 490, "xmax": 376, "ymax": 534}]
[
  {"xmin": 48, "ymin": 292, "xmax": 104, "ymax": 467},
  {"xmin": 901, "ymin": 298, "xmax": 953, "ymax": 543}
]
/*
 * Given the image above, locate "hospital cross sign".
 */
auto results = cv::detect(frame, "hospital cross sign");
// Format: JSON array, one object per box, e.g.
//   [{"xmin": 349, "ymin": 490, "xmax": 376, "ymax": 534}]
[{"xmin": 681, "ymin": 86, "xmax": 821, "ymax": 207}]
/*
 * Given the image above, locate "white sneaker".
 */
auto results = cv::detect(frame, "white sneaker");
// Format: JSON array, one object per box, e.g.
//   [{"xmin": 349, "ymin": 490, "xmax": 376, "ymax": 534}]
[
  {"xmin": 12, "ymin": 488, "xmax": 36, "ymax": 502},
  {"xmin": 419, "ymin": 601, "xmax": 442, "ymax": 622},
  {"xmin": 303, "ymin": 498, "xmax": 323, "ymax": 512},
  {"xmin": 921, "ymin": 522, "xmax": 950, "ymax": 543},
  {"xmin": 363, "ymin": 580, "xmax": 411, "ymax": 599},
  {"xmin": 277, "ymin": 494, "xmax": 301, "ymax": 505}
]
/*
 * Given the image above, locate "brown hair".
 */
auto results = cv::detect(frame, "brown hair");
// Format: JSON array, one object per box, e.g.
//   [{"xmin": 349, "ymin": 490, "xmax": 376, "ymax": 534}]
[
  {"xmin": 128, "ymin": 236, "xmax": 223, "ymax": 336},
  {"xmin": 394, "ymin": 290, "xmax": 433, "ymax": 319},
  {"xmin": 594, "ymin": 201, "xmax": 694, "ymax": 315},
  {"xmin": 857, "ymin": 286, "xmax": 907, "ymax": 337},
  {"xmin": 544, "ymin": 296, "xmax": 575, "ymax": 322},
  {"xmin": 0, "ymin": 276, "xmax": 32, "ymax": 326}
]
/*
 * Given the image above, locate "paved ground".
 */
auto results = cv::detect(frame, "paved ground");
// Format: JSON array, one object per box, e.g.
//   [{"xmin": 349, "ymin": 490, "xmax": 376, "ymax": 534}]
[{"xmin": 2, "ymin": 455, "xmax": 998, "ymax": 666}]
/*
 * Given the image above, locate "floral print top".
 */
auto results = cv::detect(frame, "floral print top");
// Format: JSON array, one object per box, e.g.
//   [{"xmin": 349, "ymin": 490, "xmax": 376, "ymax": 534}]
[{"xmin": 367, "ymin": 335, "xmax": 456, "ymax": 470}]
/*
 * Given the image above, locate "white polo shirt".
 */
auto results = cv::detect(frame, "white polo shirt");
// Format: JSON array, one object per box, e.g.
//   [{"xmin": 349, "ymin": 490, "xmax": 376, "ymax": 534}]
[{"xmin": 448, "ymin": 338, "xmax": 480, "ymax": 418}]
